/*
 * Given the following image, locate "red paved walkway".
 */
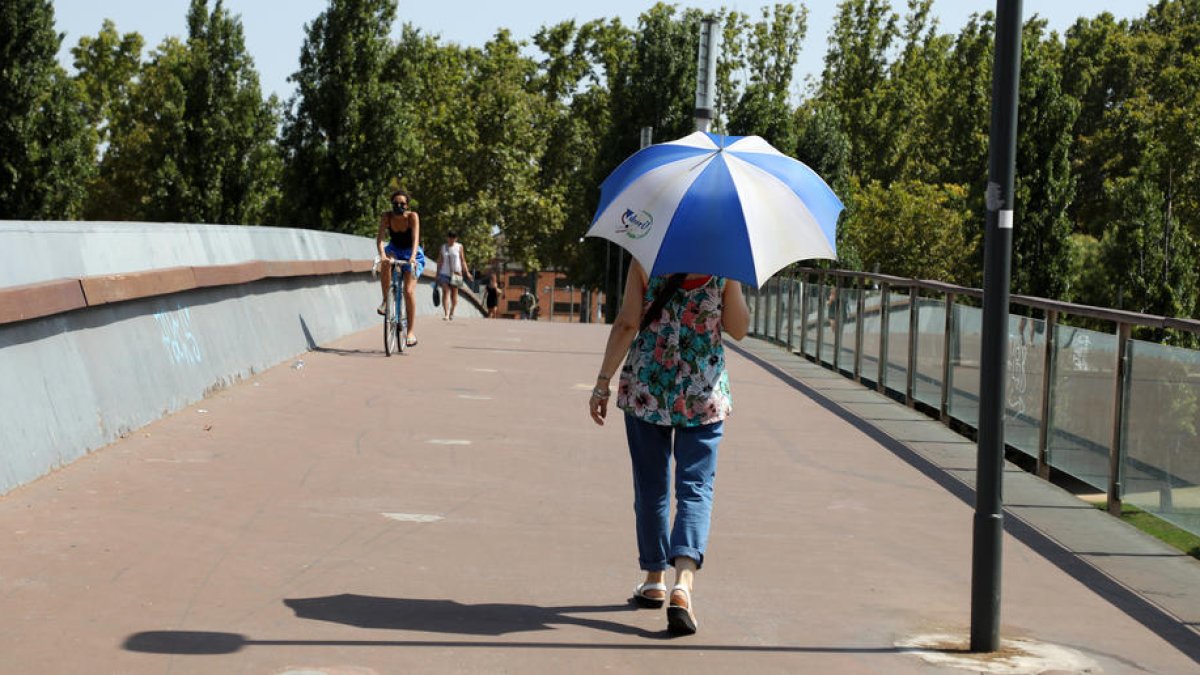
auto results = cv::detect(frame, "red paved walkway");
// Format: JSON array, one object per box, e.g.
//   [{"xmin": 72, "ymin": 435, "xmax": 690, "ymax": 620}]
[{"xmin": 1, "ymin": 318, "xmax": 1197, "ymax": 673}]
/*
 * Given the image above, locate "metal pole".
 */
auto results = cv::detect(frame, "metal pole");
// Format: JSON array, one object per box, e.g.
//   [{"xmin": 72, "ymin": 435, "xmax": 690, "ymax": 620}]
[
  {"xmin": 971, "ymin": 0, "xmax": 1022, "ymax": 653},
  {"xmin": 907, "ymin": 286, "xmax": 920, "ymax": 408},
  {"xmin": 855, "ymin": 277, "xmax": 866, "ymax": 382},
  {"xmin": 1107, "ymin": 322, "xmax": 1132, "ymax": 516},
  {"xmin": 695, "ymin": 18, "xmax": 719, "ymax": 133},
  {"xmin": 799, "ymin": 275, "xmax": 810, "ymax": 356},
  {"xmin": 940, "ymin": 293, "xmax": 956, "ymax": 423},
  {"xmin": 604, "ymin": 243, "xmax": 612, "ymax": 323},
  {"xmin": 878, "ymin": 282, "xmax": 891, "ymax": 392},
  {"xmin": 1036, "ymin": 310, "xmax": 1058, "ymax": 479}
]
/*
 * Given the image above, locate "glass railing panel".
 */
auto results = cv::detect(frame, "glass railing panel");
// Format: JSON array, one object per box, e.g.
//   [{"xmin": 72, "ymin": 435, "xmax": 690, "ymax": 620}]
[
  {"xmin": 913, "ymin": 298, "xmax": 946, "ymax": 411},
  {"xmin": 837, "ymin": 287, "xmax": 860, "ymax": 373},
  {"xmin": 802, "ymin": 281, "xmax": 820, "ymax": 358},
  {"xmin": 768, "ymin": 277, "xmax": 777, "ymax": 341},
  {"xmin": 883, "ymin": 289, "xmax": 911, "ymax": 396},
  {"xmin": 748, "ymin": 285, "xmax": 760, "ymax": 335},
  {"xmin": 1004, "ymin": 315, "xmax": 1047, "ymax": 459},
  {"xmin": 817, "ymin": 284, "xmax": 836, "ymax": 366},
  {"xmin": 786, "ymin": 280, "xmax": 804, "ymax": 352},
  {"xmin": 859, "ymin": 287, "xmax": 884, "ymax": 384},
  {"xmin": 1123, "ymin": 339, "xmax": 1200, "ymax": 537},
  {"xmin": 1047, "ymin": 325, "xmax": 1116, "ymax": 491},
  {"xmin": 949, "ymin": 303, "xmax": 982, "ymax": 429}
]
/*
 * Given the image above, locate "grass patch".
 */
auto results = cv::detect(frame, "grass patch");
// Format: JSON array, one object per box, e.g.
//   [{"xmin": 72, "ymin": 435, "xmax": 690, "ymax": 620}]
[{"xmin": 1093, "ymin": 502, "xmax": 1200, "ymax": 560}]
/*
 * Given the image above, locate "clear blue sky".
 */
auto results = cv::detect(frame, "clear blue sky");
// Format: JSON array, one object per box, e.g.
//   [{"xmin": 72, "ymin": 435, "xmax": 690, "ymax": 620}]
[{"xmin": 52, "ymin": 0, "xmax": 1156, "ymax": 101}]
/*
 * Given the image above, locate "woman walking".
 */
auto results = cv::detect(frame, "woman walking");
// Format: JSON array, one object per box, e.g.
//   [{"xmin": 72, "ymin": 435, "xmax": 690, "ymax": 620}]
[
  {"xmin": 587, "ymin": 260, "xmax": 749, "ymax": 635},
  {"xmin": 436, "ymin": 231, "xmax": 471, "ymax": 320}
]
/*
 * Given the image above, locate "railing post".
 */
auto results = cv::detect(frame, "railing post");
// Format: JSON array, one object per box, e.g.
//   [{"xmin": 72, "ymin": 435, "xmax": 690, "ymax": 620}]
[
  {"xmin": 799, "ymin": 274, "xmax": 810, "ymax": 356},
  {"xmin": 854, "ymin": 276, "xmax": 866, "ymax": 383},
  {"xmin": 816, "ymin": 273, "xmax": 827, "ymax": 365},
  {"xmin": 907, "ymin": 285, "xmax": 920, "ymax": 407},
  {"xmin": 774, "ymin": 276, "xmax": 785, "ymax": 341},
  {"xmin": 940, "ymin": 292, "xmax": 956, "ymax": 423},
  {"xmin": 832, "ymin": 276, "xmax": 843, "ymax": 373},
  {"xmin": 786, "ymin": 278, "xmax": 796, "ymax": 350},
  {"xmin": 1107, "ymin": 322, "xmax": 1132, "ymax": 516},
  {"xmin": 752, "ymin": 284, "xmax": 762, "ymax": 335},
  {"xmin": 1036, "ymin": 310, "xmax": 1058, "ymax": 480},
  {"xmin": 878, "ymin": 282, "xmax": 890, "ymax": 392}
]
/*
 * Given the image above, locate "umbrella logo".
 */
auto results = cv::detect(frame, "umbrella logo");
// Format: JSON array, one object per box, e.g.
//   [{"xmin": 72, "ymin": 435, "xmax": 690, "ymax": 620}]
[{"xmin": 619, "ymin": 209, "xmax": 654, "ymax": 239}]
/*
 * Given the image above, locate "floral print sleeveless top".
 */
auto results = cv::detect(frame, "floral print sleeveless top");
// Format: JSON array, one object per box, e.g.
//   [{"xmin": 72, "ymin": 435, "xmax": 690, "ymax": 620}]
[{"xmin": 617, "ymin": 275, "xmax": 732, "ymax": 427}]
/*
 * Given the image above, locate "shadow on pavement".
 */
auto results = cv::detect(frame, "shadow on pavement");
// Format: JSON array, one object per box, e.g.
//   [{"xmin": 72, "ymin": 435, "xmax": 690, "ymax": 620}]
[
  {"xmin": 283, "ymin": 593, "xmax": 648, "ymax": 637},
  {"xmin": 122, "ymin": 594, "xmax": 939, "ymax": 656}
]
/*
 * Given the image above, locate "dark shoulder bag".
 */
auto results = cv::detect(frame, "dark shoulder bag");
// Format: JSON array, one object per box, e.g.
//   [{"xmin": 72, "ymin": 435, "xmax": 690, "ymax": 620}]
[{"xmin": 639, "ymin": 273, "xmax": 689, "ymax": 332}]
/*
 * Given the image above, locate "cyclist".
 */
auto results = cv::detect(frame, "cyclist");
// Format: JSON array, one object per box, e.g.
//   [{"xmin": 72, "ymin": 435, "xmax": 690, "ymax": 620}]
[{"xmin": 376, "ymin": 190, "xmax": 425, "ymax": 347}]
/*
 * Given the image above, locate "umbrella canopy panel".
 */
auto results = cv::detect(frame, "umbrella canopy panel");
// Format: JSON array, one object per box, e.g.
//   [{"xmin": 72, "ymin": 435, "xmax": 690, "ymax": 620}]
[{"xmin": 588, "ymin": 132, "xmax": 842, "ymax": 288}]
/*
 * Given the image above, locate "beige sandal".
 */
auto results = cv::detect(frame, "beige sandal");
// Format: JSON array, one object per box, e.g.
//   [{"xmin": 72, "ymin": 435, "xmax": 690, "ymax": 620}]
[{"xmin": 633, "ymin": 581, "xmax": 667, "ymax": 608}]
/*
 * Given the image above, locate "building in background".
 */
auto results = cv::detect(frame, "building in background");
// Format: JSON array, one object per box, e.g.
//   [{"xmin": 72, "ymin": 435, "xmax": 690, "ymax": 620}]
[{"xmin": 478, "ymin": 231, "xmax": 603, "ymax": 322}]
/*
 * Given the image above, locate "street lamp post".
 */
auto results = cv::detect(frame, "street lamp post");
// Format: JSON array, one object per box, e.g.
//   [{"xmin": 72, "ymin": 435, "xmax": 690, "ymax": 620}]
[
  {"xmin": 695, "ymin": 17, "xmax": 719, "ymax": 133},
  {"xmin": 972, "ymin": 0, "xmax": 1023, "ymax": 653}
]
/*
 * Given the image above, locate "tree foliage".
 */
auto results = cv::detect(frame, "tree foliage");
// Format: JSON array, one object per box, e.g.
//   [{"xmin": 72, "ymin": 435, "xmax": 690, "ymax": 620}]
[
  {"xmin": 86, "ymin": 0, "xmax": 280, "ymax": 224},
  {"xmin": 0, "ymin": 0, "xmax": 94, "ymax": 219},
  {"xmin": 279, "ymin": 0, "xmax": 412, "ymax": 234},
  {"xmin": 10, "ymin": 0, "xmax": 1200, "ymax": 327}
]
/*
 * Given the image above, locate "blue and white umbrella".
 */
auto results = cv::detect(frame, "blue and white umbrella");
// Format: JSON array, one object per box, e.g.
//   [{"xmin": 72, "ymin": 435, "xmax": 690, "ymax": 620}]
[{"xmin": 586, "ymin": 131, "xmax": 842, "ymax": 288}]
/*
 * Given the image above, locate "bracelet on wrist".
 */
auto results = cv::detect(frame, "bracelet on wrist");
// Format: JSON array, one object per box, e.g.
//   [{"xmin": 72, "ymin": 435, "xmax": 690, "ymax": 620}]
[{"xmin": 591, "ymin": 387, "xmax": 611, "ymax": 400}]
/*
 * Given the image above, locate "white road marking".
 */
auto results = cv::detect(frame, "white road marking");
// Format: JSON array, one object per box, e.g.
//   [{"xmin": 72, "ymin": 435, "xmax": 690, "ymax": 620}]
[
  {"xmin": 427, "ymin": 439, "xmax": 471, "ymax": 445},
  {"xmin": 458, "ymin": 394, "xmax": 493, "ymax": 400},
  {"xmin": 382, "ymin": 513, "xmax": 443, "ymax": 523},
  {"xmin": 471, "ymin": 368, "xmax": 498, "ymax": 373}
]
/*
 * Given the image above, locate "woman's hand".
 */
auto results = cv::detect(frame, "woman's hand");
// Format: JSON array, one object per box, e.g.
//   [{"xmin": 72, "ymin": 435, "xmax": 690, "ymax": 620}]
[{"xmin": 589, "ymin": 381, "xmax": 611, "ymax": 425}]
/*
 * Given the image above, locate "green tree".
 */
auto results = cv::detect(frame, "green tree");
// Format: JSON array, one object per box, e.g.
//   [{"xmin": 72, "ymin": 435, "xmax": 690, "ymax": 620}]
[
  {"xmin": 0, "ymin": 0, "xmax": 94, "ymax": 219},
  {"xmin": 1099, "ymin": 174, "xmax": 1198, "ymax": 325},
  {"xmin": 880, "ymin": 0, "xmax": 952, "ymax": 183},
  {"xmin": 279, "ymin": 0, "xmax": 413, "ymax": 234},
  {"xmin": 818, "ymin": 0, "xmax": 899, "ymax": 179},
  {"xmin": 92, "ymin": 1, "xmax": 280, "ymax": 224},
  {"xmin": 840, "ymin": 178, "xmax": 973, "ymax": 281},
  {"xmin": 1011, "ymin": 18, "xmax": 1078, "ymax": 300},
  {"xmin": 71, "ymin": 20, "xmax": 144, "ymax": 147},
  {"xmin": 727, "ymin": 3, "xmax": 808, "ymax": 150},
  {"xmin": 1063, "ymin": 1, "xmax": 1199, "ymax": 318}
]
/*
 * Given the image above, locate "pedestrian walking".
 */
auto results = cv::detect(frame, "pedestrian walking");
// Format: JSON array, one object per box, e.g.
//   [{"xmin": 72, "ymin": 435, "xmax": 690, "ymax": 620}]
[{"xmin": 587, "ymin": 259, "xmax": 749, "ymax": 636}]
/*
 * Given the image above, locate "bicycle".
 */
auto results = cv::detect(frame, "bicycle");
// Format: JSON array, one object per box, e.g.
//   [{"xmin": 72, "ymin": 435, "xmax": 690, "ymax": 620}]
[{"xmin": 383, "ymin": 258, "xmax": 416, "ymax": 356}]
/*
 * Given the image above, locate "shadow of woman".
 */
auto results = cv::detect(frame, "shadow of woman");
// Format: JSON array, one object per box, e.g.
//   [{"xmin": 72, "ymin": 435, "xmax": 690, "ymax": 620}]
[{"xmin": 283, "ymin": 593, "xmax": 653, "ymax": 638}]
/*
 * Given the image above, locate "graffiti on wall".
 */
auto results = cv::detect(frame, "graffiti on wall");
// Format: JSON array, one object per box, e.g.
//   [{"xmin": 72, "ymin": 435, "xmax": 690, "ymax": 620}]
[{"xmin": 153, "ymin": 305, "xmax": 203, "ymax": 365}]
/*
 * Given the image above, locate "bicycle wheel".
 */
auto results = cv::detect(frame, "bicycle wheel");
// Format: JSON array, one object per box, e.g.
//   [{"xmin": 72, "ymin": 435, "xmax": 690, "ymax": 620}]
[
  {"xmin": 384, "ymin": 286, "xmax": 398, "ymax": 356},
  {"xmin": 396, "ymin": 276, "xmax": 408, "ymax": 354}
]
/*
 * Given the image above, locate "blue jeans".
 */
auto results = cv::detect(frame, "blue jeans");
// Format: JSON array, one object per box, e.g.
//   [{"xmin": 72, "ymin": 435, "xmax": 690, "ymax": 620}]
[{"xmin": 624, "ymin": 415, "xmax": 723, "ymax": 571}]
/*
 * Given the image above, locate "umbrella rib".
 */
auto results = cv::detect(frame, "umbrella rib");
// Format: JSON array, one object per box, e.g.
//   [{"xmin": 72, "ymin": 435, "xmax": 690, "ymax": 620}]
[{"xmin": 689, "ymin": 150, "xmax": 721, "ymax": 173}]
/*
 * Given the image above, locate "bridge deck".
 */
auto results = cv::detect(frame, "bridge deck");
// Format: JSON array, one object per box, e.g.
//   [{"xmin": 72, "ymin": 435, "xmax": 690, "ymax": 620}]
[{"xmin": 1, "ymin": 318, "xmax": 1197, "ymax": 673}]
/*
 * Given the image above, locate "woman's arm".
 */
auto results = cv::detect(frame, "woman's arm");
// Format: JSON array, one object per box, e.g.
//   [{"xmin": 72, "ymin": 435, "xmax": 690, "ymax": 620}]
[
  {"xmin": 460, "ymin": 244, "xmax": 471, "ymax": 280},
  {"xmin": 720, "ymin": 280, "xmax": 750, "ymax": 340},
  {"xmin": 376, "ymin": 214, "xmax": 389, "ymax": 259},
  {"xmin": 590, "ymin": 260, "xmax": 648, "ymax": 426},
  {"xmin": 408, "ymin": 212, "xmax": 420, "ymax": 265}
]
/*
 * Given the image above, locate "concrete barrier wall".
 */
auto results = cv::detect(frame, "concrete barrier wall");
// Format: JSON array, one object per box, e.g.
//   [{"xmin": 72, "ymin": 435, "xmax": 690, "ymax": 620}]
[
  {"xmin": 0, "ymin": 221, "xmax": 376, "ymax": 287},
  {"xmin": 0, "ymin": 221, "xmax": 467, "ymax": 496}
]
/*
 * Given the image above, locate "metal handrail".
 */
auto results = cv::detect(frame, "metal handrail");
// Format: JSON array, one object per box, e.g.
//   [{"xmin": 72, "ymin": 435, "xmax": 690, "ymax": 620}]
[{"xmin": 748, "ymin": 267, "xmax": 1200, "ymax": 525}]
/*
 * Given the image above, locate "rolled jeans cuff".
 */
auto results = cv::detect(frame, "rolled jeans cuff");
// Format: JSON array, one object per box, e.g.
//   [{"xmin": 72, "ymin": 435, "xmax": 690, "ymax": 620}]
[{"xmin": 670, "ymin": 547, "xmax": 704, "ymax": 570}]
